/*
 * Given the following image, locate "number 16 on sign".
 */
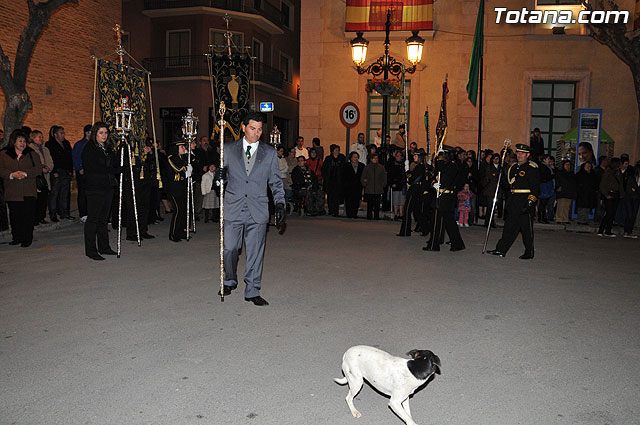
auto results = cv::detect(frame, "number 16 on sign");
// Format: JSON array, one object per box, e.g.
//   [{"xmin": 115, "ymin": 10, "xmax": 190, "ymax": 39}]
[{"xmin": 339, "ymin": 102, "xmax": 360, "ymax": 154}]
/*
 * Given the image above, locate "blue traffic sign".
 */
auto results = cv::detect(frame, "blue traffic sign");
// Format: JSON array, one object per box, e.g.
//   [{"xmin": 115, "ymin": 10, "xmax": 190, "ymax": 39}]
[{"xmin": 260, "ymin": 102, "xmax": 274, "ymax": 112}]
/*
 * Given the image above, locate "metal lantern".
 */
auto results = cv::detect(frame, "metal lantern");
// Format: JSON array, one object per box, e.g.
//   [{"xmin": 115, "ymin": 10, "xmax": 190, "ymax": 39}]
[
  {"xmin": 269, "ymin": 125, "xmax": 281, "ymax": 146},
  {"xmin": 181, "ymin": 108, "xmax": 199, "ymax": 139},
  {"xmin": 350, "ymin": 32, "xmax": 369, "ymax": 68},
  {"xmin": 114, "ymin": 97, "xmax": 133, "ymax": 133},
  {"xmin": 405, "ymin": 31, "xmax": 425, "ymax": 66}
]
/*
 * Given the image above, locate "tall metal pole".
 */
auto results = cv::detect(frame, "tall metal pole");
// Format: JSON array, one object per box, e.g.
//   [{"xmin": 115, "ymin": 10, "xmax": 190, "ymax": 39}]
[{"xmin": 381, "ymin": 11, "xmax": 391, "ymax": 152}]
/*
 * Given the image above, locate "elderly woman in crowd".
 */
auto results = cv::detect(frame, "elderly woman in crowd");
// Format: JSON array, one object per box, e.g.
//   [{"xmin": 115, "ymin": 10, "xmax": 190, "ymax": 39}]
[
  {"xmin": 28, "ymin": 129, "xmax": 54, "ymax": 225},
  {"xmin": 342, "ymin": 151, "xmax": 365, "ymax": 218},
  {"xmin": 0, "ymin": 130, "xmax": 42, "ymax": 247},
  {"xmin": 82, "ymin": 122, "xmax": 118, "ymax": 260}
]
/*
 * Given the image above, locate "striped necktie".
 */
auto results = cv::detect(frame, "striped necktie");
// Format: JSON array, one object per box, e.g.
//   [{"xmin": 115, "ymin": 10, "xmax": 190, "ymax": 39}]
[{"xmin": 245, "ymin": 146, "xmax": 252, "ymax": 160}]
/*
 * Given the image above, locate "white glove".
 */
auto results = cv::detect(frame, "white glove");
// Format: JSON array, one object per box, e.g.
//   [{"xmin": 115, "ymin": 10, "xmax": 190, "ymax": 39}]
[
  {"xmin": 185, "ymin": 164, "xmax": 193, "ymax": 178},
  {"xmin": 432, "ymin": 182, "xmax": 441, "ymax": 190}
]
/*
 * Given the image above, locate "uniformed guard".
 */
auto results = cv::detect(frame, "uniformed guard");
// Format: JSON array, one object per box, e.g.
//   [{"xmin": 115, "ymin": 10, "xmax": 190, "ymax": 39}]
[
  {"xmin": 423, "ymin": 145, "xmax": 465, "ymax": 252},
  {"xmin": 397, "ymin": 148, "xmax": 427, "ymax": 236},
  {"xmin": 488, "ymin": 143, "xmax": 540, "ymax": 259},
  {"xmin": 125, "ymin": 141, "xmax": 155, "ymax": 241},
  {"xmin": 162, "ymin": 141, "xmax": 192, "ymax": 242}
]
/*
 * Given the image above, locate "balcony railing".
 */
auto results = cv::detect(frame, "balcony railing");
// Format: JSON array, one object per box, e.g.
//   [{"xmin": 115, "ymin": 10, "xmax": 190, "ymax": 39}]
[
  {"xmin": 143, "ymin": 0, "xmax": 285, "ymax": 28},
  {"xmin": 142, "ymin": 55, "xmax": 284, "ymax": 89}
]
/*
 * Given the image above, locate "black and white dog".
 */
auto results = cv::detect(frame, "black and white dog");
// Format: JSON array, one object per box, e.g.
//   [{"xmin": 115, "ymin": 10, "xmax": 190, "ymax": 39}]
[{"xmin": 334, "ymin": 345, "xmax": 441, "ymax": 425}]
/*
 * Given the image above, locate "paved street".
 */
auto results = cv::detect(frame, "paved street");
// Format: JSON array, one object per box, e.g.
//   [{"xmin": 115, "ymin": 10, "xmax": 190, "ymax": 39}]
[{"xmin": 1, "ymin": 217, "xmax": 639, "ymax": 425}]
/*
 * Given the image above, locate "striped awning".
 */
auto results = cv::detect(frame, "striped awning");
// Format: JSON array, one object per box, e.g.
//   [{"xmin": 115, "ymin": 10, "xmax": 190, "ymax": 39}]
[{"xmin": 345, "ymin": 0, "xmax": 434, "ymax": 32}]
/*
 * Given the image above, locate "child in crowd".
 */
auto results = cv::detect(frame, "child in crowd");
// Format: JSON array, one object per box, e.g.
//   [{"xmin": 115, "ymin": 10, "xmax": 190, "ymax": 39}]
[{"xmin": 457, "ymin": 183, "xmax": 474, "ymax": 227}]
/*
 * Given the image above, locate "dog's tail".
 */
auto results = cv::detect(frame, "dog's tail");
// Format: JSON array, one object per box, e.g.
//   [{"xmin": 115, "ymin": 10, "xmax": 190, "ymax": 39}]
[{"xmin": 334, "ymin": 376, "xmax": 348, "ymax": 385}]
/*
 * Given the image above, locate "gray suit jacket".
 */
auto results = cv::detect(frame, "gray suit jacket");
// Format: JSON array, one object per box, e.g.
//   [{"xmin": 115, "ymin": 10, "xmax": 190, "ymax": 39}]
[{"xmin": 223, "ymin": 139, "xmax": 285, "ymax": 224}]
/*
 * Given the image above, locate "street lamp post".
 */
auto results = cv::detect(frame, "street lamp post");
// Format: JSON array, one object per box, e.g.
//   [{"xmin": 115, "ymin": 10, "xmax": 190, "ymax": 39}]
[{"xmin": 350, "ymin": 9, "xmax": 424, "ymax": 157}]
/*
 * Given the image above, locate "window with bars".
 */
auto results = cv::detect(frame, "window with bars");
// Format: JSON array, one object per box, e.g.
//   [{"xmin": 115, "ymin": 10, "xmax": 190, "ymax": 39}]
[
  {"xmin": 530, "ymin": 81, "xmax": 576, "ymax": 156},
  {"xmin": 366, "ymin": 80, "xmax": 411, "ymax": 146}
]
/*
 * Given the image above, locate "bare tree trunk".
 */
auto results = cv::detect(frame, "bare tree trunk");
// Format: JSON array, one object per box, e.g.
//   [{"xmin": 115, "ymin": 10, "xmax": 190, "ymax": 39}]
[{"xmin": 0, "ymin": 0, "xmax": 77, "ymax": 147}]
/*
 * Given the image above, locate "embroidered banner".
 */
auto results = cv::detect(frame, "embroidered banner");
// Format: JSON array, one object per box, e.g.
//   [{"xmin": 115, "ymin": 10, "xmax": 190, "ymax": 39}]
[
  {"xmin": 210, "ymin": 54, "xmax": 251, "ymax": 139},
  {"xmin": 345, "ymin": 0, "xmax": 433, "ymax": 32},
  {"xmin": 97, "ymin": 59, "xmax": 148, "ymax": 151}
]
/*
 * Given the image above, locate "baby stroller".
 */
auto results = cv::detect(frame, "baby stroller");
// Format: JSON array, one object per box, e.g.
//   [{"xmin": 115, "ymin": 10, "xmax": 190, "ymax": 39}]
[{"xmin": 291, "ymin": 164, "xmax": 325, "ymax": 216}]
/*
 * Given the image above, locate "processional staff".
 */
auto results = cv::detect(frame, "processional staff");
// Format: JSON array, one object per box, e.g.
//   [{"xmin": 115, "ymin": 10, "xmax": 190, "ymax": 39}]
[
  {"xmin": 181, "ymin": 109, "xmax": 198, "ymax": 241},
  {"xmin": 218, "ymin": 102, "xmax": 227, "ymax": 302},
  {"xmin": 482, "ymin": 138, "xmax": 511, "ymax": 254},
  {"xmin": 114, "ymin": 97, "xmax": 141, "ymax": 257}
]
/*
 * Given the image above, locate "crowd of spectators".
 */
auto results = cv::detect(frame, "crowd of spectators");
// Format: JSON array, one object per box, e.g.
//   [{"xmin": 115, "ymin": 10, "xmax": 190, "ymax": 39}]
[{"xmin": 2, "ymin": 125, "xmax": 639, "ymax": 250}]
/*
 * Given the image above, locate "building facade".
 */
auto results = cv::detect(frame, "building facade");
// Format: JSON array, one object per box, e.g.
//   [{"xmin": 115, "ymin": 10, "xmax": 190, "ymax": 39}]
[
  {"xmin": 0, "ymin": 1, "xmax": 122, "ymax": 143},
  {"xmin": 123, "ymin": 0, "xmax": 301, "ymax": 147},
  {"xmin": 300, "ymin": 0, "xmax": 640, "ymax": 161}
]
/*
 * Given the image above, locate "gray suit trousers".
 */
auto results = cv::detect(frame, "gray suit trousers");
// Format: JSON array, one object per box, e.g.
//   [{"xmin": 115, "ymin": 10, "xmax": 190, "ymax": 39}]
[{"xmin": 223, "ymin": 204, "xmax": 267, "ymax": 298}]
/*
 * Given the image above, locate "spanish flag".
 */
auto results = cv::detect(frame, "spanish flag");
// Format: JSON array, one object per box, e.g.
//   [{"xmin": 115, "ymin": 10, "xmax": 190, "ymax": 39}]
[
  {"xmin": 635, "ymin": 0, "xmax": 640, "ymax": 30},
  {"xmin": 345, "ymin": 0, "xmax": 433, "ymax": 32}
]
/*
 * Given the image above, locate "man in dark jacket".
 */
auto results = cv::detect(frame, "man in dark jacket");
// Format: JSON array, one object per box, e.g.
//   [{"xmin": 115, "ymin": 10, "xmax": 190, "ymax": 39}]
[
  {"xmin": 46, "ymin": 126, "xmax": 74, "ymax": 221},
  {"xmin": 322, "ymin": 144, "xmax": 346, "ymax": 217},
  {"xmin": 620, "ymin": 154, "xmax": 639, "ymax": 238}
]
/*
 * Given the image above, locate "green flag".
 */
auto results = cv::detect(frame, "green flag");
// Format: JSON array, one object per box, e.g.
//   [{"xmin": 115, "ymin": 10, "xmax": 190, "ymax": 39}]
[{"xmin": 466, "ymin": 0, "xmax": 484, "ymax": 106}]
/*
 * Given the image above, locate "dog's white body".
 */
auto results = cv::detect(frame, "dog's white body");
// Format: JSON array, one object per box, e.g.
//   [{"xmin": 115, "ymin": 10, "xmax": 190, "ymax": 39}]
[{"xmin": 334, "ymin": 345, "xmax": 438, "ymax": 425}]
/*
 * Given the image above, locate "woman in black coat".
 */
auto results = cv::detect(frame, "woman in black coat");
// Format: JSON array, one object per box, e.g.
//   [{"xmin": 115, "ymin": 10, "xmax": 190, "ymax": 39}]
[
  {"xmin": 82, "ymin": 122, "xmax": 119, "ymax": 260},
  {"xmin": 555, "ymin": 160, "xmax": 577, "ymax": 224},
  {"xmin": 575, "ymin": 162, "xmax": 598, "ymax": 224},
  {"xmin": 342, "ymin": 151, "xmax": 365, "ymax": 218}
]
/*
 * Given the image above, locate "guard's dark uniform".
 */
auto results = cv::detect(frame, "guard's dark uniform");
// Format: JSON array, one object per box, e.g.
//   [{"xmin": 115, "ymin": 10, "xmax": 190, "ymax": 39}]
[
  {"xmin": 424, "ymin": 148, "xmax": 465, "ymax": 251},
  {"xmin": 163, "ymin": 146, "xmax": 189, "ymax": 242},
  {"xmin": 125, "ymin": 146, "xmax": 155, "ymax": 240},
  {"xmin": 490, "ymin": 144, "xmax": 540, "ymax": 259},
  {"xmin": 398, "ymin": 151, "xmax": 427, "ymax": 236}
]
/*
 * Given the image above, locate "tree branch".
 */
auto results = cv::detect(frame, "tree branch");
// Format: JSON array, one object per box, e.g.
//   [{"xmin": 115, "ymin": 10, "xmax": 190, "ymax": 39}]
[{"xmin": 13, "ymin": 0, "xmax": 78, "ymax": 87}]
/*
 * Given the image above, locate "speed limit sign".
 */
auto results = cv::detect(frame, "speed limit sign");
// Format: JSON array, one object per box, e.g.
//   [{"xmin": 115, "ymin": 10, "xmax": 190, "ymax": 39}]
[{"xmin": 339, "ymin": 102, "xmax": 360, "ymax": 128}]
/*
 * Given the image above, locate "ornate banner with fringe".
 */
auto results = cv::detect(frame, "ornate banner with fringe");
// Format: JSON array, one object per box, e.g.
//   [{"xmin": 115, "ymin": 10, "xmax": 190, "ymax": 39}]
[
  {"xmin": 97, "ymin": 59, "xmax": 148, "ymax": 149},
  {"xmin": 345, "ymin": 0, "xmax": 433, "ymax": 32},
  {"xmin": 210, "ymin": 55, "xmax": 251, "ymax": 139}
]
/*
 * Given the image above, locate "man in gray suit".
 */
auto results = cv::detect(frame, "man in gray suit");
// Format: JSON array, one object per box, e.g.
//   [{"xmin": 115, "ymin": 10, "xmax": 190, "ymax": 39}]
[{"xmin": 218, "ymin": 112, "xmax": 286, "ymax": 306}]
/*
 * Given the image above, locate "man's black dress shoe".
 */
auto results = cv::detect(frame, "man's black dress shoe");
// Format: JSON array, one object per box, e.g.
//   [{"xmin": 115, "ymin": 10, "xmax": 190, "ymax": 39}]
[
  {"xmin": 126, "ymin": 236, "xmax": 138, "ymax": 242},
  {"xmin": 218, "ymin": 285, "xmax": 237, "ymax": 296},
  {"xmin": 245, "ymin": 296, "xmax": 269, "ymax": 306},
  {"xmin": 141, "ymin": 233, "xmax": 155, "ymax": 239},
  {"xmin": 50, "ymin": 216, "xmax": 59, "ymax": 223},
  {"xmin": 9, "ymin": 240, "xmax": 21, "ymax": 246},
  {"xmin": 519, "ymin": 253, "xmax": 534, "ymax": 260},
  {"xmin": 450, "ymin": 246, "xmax": 465, "ymax": 252},
  {"xmin": 21, "ymin": 241, "xmax": 32, "ymax": 247},
  {"xmin": 170, "ymin": 236, "xmax": 182, "ymax": 242},
  {"xmin": 422, "ymin": 246, "xmax": 439, "ymax": 251},
  {"xmin": 87, "ymin": 253, "xmax": 105, "ymax": 261},
  {"xmin": 99, "ymin": 248, "xmax": 117, "ymax": 255},
  {"xmin": 487, "ymin": 250, "xmax": 505, "ymax": 257}
]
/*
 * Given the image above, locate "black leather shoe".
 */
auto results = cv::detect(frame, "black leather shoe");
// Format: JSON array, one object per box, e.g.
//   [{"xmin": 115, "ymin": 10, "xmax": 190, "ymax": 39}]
[
  {"xmin": 64, "ymin": 215, "xmax": 75, "ymax": 220},
  {"xmin": 245, "ymin": 296, "xmax": 269, "ymax": 306},
  {"xmin": 519, "ymin": 253, "xmax": 534, "ymax": 260},
  {"xmin": 450, "ymin": 246, "xmax": 465, "ymax": 252},
  {"xmin": 9, "ymin": 240, "xmax": 21, "ymax": 246},
  {"xmin": 170, "ymin": 236, "xmax": 182, "ymax": 242},
  {"xmin": 126, "ymin": 236, "xmax": 138, "ymax": 242},
  {"xmin": 141, "ymin": 233, "xmax": 155, "ymax": 239},
  {"xmin": 21, "ymin": 241, "xmax": 32, "ymax": 248},
  {"xmin": 422, "ymin": 245, "xmax": 439, "ymax": 251},
  {"xmin": 487, "ymin": 250, "xmax": 505, "ymax": 257},
  {"xmin": 39, "ymin": 219, "xmax": 48, "ymax": 225},
  {"xmin": 87, "ymin": 253, "xmax": 105, "ymax": 261},
  {"xmin": 99, "ymin": 248, "xmax": 117, "ymax": 255},
  {"xmin": 50, "ymin": 216, "xmax": 59, "ymax": 223},
  {"xmin": 218, "ymin": 285, "xmax": 237, "ymax": 296}
]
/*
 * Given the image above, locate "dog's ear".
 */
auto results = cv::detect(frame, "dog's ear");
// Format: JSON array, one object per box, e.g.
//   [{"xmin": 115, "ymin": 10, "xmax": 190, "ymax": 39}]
[
  {"xmin": 406, "ymin": 349, "xmax": 420, "ymax": 359},
  {"xmin": 430, "ymin": 353, "xmax": 442, "ymax": 375}
]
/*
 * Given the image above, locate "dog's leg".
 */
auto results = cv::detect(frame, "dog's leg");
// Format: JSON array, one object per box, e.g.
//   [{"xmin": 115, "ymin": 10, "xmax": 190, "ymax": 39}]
[
  {"xmin": 401, "ymin": 398, "xmax": 411, "ymax": 418},
  {"xmin": 389, "ymin": 396, "xmax": 417, "ymax": 425},
  {"xmin": 345, "ymin": 372, "xmax": 363, "ymax": 418}
]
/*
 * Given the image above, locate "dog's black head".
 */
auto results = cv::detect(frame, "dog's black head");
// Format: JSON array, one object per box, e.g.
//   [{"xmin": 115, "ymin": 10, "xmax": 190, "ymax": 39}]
[{"xmin": 406, "ymin": 349, "xmax": 441, "ymax": 380}]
